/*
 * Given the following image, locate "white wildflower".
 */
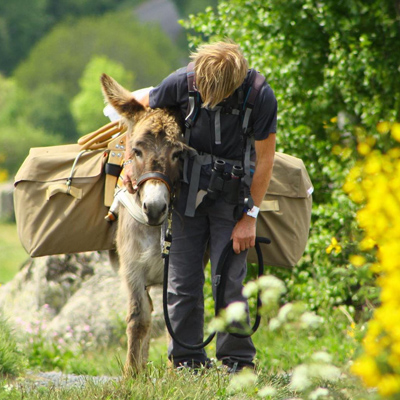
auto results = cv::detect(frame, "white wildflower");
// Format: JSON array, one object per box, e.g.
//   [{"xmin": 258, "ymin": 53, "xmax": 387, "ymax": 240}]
[
  {"xmin": 258, "ymin": 385, "xmax": 277, "ymax": 398},
  {"xmin": 311, "ymin": 351, "xmax": 332, "ymax": 364},
  {"xmin": 309, "ymin": 387, "xmax": 329, "ymax": 400},
  {"xmin": 258, "ymin": 276, "xmax": 286, "ymax": 306},
  {"xmin": 290, "ymin": 364, "xmax": 312, "ymax": 391},
  {"xmin": 3, "ymin": 384, "xmax": 13, "ymax": 392},
  {"xmin": 300, "ymin": 312, "xmax": 324, "ymax": 329},
  {"xmin": 314, "ymin": 364, "xmax": 341, "ymax": 382},
  {"xmin": 225, "ymin": 301, "xmax": 246, "ymax": 323},
  {"xmin": 277, "ymin": 303, "xmax": 294, "ymax": 322},
  {"xmin": 208, "ymin": 317, "xmax": 226, "ymax": 333},
  {"xmin": 243, "ymin": 281, "xmax": 258, "ymax": 298},
  {"xmin": 228, "ymin": 369, "xmax": 257, "ymax": 393},
  {"xmin": 268, "ymin": 317, "xmax": 281, "ymax": 331},
  {"xmin": 258, "ymin": 275, "xmax": 286, "ymax": 293}
]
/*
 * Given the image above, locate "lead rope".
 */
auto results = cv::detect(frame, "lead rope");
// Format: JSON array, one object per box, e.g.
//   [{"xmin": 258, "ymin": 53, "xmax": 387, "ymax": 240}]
[{"xmin": 162, "ymin": 222, "xmax": 271, "ymax": 350}]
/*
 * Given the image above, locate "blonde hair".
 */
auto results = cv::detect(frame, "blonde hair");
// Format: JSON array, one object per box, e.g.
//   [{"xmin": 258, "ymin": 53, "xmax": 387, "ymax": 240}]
[{"xmin": 190, "ymin": 41, "xmax": 248, "ymax": 109}]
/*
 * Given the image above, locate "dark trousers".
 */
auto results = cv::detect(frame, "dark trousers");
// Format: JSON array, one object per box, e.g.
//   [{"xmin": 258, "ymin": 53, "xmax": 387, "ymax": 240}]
[{"xmin": 167, "ymin": 185, "xmax": 256, "ymax": 367}]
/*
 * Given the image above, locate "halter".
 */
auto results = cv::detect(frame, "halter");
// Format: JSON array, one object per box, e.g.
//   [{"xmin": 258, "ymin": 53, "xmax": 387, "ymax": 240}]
[
  {"xmin": 133, "ymin": 171, "xmax": 174, "ymax": 198},
  {"xmin": 105, "ymin": 167, "xmax": 176, "ymax": 226}
]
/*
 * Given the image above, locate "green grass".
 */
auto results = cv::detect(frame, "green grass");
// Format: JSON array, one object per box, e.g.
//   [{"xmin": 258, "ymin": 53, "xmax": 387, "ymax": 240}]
[
  {"xmin": 0, "ymin": 227, "xmax": 378, "ymax": 399},
  {"xmin": 0, "ymin": 221, "xmax": 29, "ymax": 283},
  {"xmin": 0, "ymin": 316, "xmax": 26, "ymax": 377},
  {"xmin": 0, "ymin": 309, "xmax": 379, "ymax": 400}
]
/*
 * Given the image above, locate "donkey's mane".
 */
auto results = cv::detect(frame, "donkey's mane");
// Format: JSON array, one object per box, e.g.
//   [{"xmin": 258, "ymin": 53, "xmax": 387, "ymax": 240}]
[{"xmin": 133, "ymin": 108, "xmax": 183, "ymax": 143}]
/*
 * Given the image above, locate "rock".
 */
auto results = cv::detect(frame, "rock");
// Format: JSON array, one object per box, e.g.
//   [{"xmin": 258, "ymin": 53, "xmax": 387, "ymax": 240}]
[
  {"xmin": 0, "ymin": 252, "xmax": 165, "ymax": 347},
  {"xmin": 0, "ymin": 181, "xmax": 14, "ymax": 221}
]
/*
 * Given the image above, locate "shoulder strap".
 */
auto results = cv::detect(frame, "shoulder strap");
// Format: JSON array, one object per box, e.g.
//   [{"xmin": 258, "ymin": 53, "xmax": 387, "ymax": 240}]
[
  {"xmin": 242, "ymin": 69, "xmax": 266, "ymax": 135},
  {"xmin": 242, "ymin": 70, "xmax": 266, "ymax": 182},
  {"xmin": 183, "ymin": 62, "xmax": 201, "ymax": 184},
  {"xmin": 185, "ymin": 62, "xmax": 200, "ymax": 129}
]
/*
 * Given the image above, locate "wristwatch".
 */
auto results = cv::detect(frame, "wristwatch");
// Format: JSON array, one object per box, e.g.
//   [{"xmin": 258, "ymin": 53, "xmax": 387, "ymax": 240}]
[{"xmin": 246, "ymin": 205, "xmax": 260, "ymax": 218}]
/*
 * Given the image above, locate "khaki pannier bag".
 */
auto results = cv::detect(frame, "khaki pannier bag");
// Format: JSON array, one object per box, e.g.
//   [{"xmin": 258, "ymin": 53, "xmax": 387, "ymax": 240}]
[
  {"xmin": 247, "ymin": 152, "xmax": 313, "ymax": 268},
  {"xmin": 14, "ymin": 119, "xmax": 312, "ymax": 266},
  {"xmin": 14, "ymin": 144, "xmax": 117, "ymax": 257}
]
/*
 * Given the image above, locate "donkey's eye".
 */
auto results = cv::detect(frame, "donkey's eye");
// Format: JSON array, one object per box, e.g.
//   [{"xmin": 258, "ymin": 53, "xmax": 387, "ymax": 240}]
[
  {"xmin": 132, "ymin": 148, "xmax": 142, "ymax": 157},
  {"xmin": 172, "ymin": 150, "xmax": 183, "ymax": 160}
]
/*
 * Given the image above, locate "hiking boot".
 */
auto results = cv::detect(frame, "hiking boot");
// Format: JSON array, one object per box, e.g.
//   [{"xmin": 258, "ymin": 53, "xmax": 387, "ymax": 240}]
[
  {"xmin": 174, "ymin": 359, "xmax": 214, "ymax": 373},
  {"xmin": 222, "ymin": 361, "xmax": 255, "ymax": 374}
]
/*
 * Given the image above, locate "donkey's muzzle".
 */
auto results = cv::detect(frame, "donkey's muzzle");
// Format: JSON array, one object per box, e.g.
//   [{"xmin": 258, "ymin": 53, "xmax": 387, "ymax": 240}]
[{"xmin": 143, "ymin": 200, "xmax": 168, "ymax": 226}]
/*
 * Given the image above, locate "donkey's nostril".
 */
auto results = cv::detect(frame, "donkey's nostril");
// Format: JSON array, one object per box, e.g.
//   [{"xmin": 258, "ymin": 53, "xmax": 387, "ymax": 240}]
[
  {"xmin": 161, "ymin": 204, "xmax": 167, "ymax": 213},
  {"xmin": 143, "ymin": 202, "xmax": 148, "ymax": 211}
]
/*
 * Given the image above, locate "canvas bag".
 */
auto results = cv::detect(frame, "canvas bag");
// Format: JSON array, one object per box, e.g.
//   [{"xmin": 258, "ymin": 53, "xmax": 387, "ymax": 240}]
[
  {"xmin": 247, "ymin": 152, "xmax": 313, "ymax": 268},
  {"xmin": 14, "ymin": 144, "xmax": 117, "ymax": 257}
]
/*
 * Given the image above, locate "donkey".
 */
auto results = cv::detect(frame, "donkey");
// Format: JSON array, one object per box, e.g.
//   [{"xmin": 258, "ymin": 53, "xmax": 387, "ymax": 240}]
[{"xmin": 101, "ymin": 74, "xmax": 188, "ymax": 375}]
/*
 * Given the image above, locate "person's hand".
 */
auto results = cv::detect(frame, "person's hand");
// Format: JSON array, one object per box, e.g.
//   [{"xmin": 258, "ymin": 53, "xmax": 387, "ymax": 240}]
[
  {"xmin": 231, "ymin": 214, "xmax": 257, "ymax": 254},
  {"xmin": 123, "ymin": 163, "xmax": 137, "ymax": 194}
]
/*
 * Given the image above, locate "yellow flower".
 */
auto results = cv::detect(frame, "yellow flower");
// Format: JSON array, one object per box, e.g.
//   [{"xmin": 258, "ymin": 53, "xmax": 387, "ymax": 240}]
[
  {"xmin": 351, "ymin": 355, "xmax": 381, "ymax": 387},
  {"xmin": 359, "ymin": 237, "xmax": 376, "ymax": 251},
  {"xmin": 377, "ymin": 121, "xmax": 391, "ymax": 134},
  {"xmin": 357, "ymin": 142, "xmax": 371, "ymax": 156},
  {"xmin": 0, "ymin": 169, "xmax": 8, "ymax": 182},
  {"xmin": 377, "ymin": 374, "xmax": 400, "ymax": 397},
  {"xmin": 326, "ymin": 237, "xmax": 342, "ymax": 254},
  {"xmin": 350, "ymin": 255, "xmax": 366, "ymax": 267},
  {"xmin": 347, "ymin": 322, "xmax": 356, "ymax": 338},
  {"xmin": 391, "ymin": 123, "xmax": 400, "ymax": 142}
]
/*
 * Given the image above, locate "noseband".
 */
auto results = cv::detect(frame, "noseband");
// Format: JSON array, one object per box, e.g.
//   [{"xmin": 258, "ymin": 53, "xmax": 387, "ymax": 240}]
[{"xmin": 134, "ymin": 171, "xmax": 174, "ymax": 198}]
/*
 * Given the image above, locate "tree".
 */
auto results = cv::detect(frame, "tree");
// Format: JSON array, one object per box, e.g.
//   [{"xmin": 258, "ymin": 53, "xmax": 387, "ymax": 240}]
[
  {"xmin": 0, "ymin": 0, "xmax": 135, "ymax": 76},
  {"xmin": 183, "ymin": 0, "xmax": 400, "ymax": 200},
  {"xmin": 24, "ymin": 84, "xmax": 78, "ymax": 141},
  {"xmin": 71, "ymin": 56, "xmax": 135, "ymax": 136},
  {"xmin": 13, "ymin": 11, "xmax": 185, "ymax": 99},
  {"xmin": 170, "ymin": 0, "xmax": 218, "ymax": 16},
  {"xmin": 0, "ymin": 0, "xmax": 50, "ymax": 75},
  {"xmin": 182, "ymin": 0, "xmax": 400, "ymax": 316},
  {"xmin": 0, "ymin": 75, "xmax": 64, "ymax": 178}
]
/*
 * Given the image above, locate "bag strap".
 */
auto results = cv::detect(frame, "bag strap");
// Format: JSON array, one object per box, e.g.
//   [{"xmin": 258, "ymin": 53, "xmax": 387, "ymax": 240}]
[
  {"xmin": 242, "ymin": 70, "xmax": 266, "ymax": 135},
  {"xmin": 241, "ymin": 70, "xmax": 266, "ymax": 180},
  {"xmin": 185, "ymin": 61, "xmax": 201, "ymax": 132},
  {"xmin": 78, "ymin": 121, "xmax": 126, "ymax": 150}
]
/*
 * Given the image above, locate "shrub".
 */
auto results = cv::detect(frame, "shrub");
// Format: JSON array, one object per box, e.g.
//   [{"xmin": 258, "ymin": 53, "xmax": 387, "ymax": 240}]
[{"xmin": 0, "ymin": 314, "xmax": 26, "ymax": 376}]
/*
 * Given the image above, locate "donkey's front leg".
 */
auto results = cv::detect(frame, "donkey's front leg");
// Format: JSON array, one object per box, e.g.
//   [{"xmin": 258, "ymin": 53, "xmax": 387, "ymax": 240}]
[{"xmin": 124, "ymin": 286, "xmax": 153, "ymax": 375}]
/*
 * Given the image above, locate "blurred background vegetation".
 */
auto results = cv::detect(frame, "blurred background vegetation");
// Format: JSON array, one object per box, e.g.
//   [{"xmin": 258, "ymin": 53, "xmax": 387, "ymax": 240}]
[
  {"xmin": 0, "ymin": 0, "xmax": 217, "ymax": 178},
  {"xmin": 1, "ymin": 0, "xmax": 400, "ymax": 326}
]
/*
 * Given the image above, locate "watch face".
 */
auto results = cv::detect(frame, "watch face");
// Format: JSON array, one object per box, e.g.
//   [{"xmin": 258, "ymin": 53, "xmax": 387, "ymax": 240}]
[{"xmin": 247, "ymin": 206, "xmax": 259, "ymax": 218}]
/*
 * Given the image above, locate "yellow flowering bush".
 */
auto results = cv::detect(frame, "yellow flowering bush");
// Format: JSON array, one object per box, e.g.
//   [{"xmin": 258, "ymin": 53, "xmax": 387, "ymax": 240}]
[{"xmin": 344, "ymin": 122, "xmax": 400, "ymax": 397}]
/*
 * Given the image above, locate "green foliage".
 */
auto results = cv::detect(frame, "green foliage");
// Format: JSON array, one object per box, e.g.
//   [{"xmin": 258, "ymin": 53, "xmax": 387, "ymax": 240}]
[
  {"xmin": 0, "ymin": 315, "xmax": 26, "ymax": 376},
  {"xmin": 170, "ymin": 0, "xmax": 218, "ymax": 16},
  {"xmin": 0, "ymin": 75, "xmax": 67, "ymax": 176},
  {"xmin": 0, "ymin": 121, "xmax": 62, "ymax": 178},
  {"xmin": 14, "ymin": 11, "xmax": 184, "ymax": 100},
  {"xmin": 0, "ymin": 222, "xmax": 28, "ymax": 284},
  {"xmin": 25, "ymin": 84, "xmax": 78, "ymax": 141},
  {"xmin": 0, "ymin": 0, "xmax": 138, "ymax": 76},
  {"xmin": 182, "ymin": 0, "xmax": 400, "ymax": 200},
  {"xmin": 181, "ymin": 0, "xmax": 400, "ymax": 317},
  {"xmin": 71, "ymin": 56, "xmax": 134, "ymax": 136},
  {"xmin": 46, "ymin": 0, "xmax": 132, "ymax": 21},
  {"xmin": 0, "ymin": 0, "xmax": 50, "ymax": 75}
]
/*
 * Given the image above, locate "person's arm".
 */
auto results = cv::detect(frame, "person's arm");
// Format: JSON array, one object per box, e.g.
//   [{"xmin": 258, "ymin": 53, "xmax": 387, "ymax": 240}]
[{"xmin": 231, "ymin": 133, "xmax": 276, "ymax": 254}]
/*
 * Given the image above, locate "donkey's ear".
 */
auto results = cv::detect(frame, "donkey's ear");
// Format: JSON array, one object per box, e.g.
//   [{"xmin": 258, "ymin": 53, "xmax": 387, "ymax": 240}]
[{"xmin": 100, "ymin": 73, "xmax": 146, "ymax": 118}]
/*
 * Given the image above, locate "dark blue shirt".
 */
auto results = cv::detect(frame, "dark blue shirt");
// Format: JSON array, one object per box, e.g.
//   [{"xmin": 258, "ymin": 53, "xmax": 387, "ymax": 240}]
[{"xmin": 149, "ymin": 66, "xmax": 277, "ymax": 161}]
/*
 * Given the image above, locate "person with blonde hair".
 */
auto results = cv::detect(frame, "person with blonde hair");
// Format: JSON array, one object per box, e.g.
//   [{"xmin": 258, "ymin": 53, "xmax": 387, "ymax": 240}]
[{"xmin": 123, "ymin": 40, "xmax": 277, "ymax": 373}]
